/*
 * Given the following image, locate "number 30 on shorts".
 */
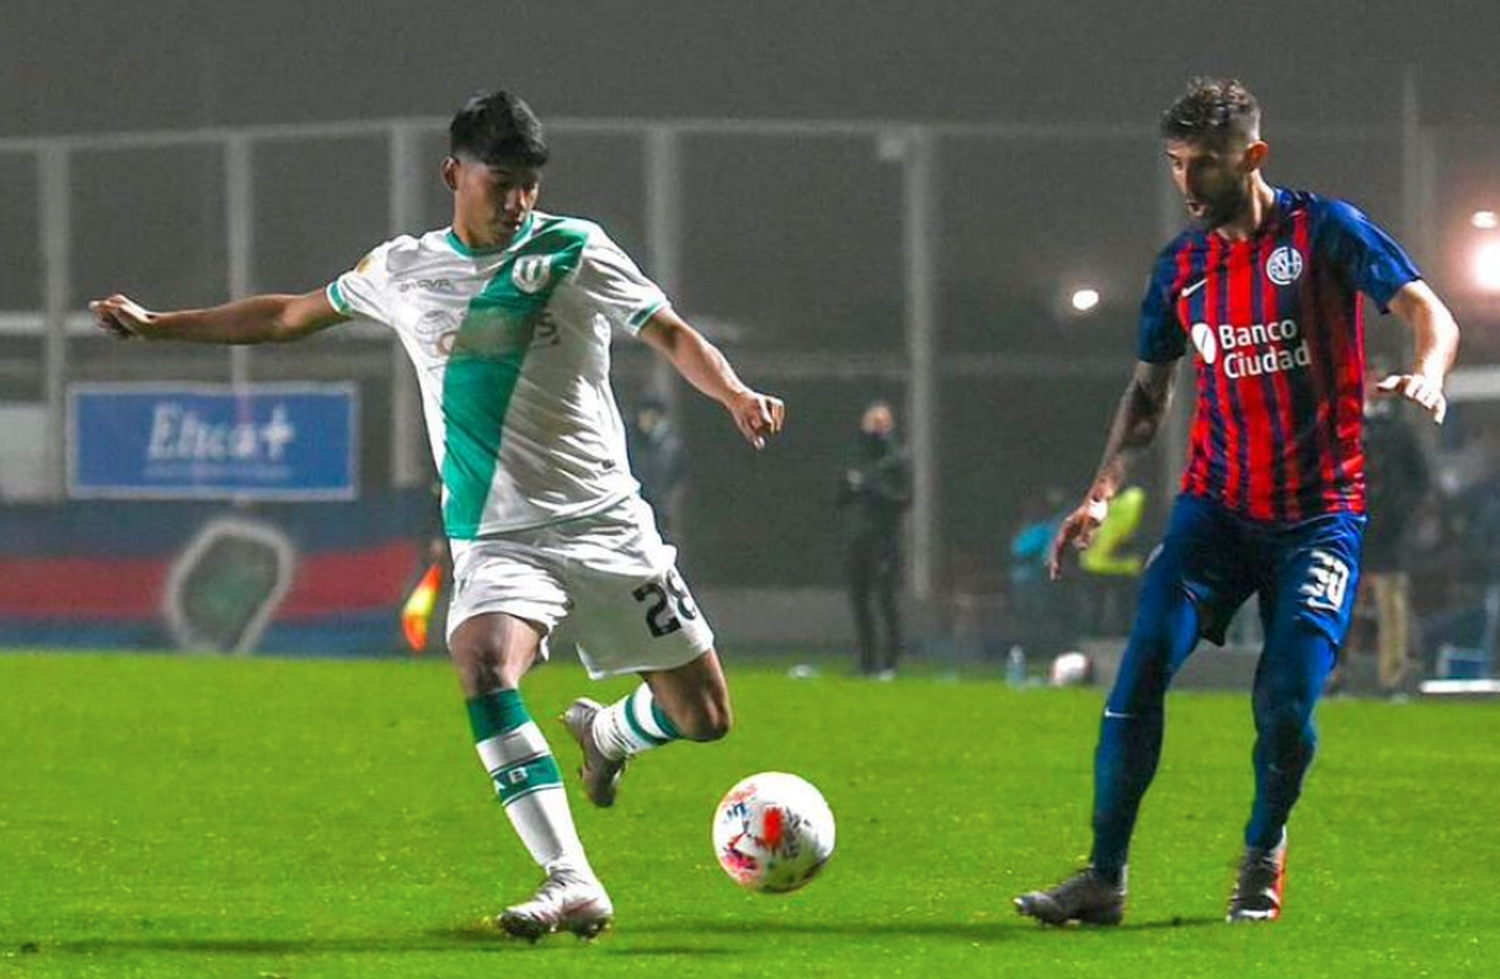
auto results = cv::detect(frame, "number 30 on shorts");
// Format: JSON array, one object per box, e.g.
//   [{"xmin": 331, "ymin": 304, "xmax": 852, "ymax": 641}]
[
  {"xmin": 1299, "ymin": 549, "xmax": 1351, "ymax": 613},
  {"xmin": 632, "ymin": 569, "xmax": 699, "ymax": 638}
]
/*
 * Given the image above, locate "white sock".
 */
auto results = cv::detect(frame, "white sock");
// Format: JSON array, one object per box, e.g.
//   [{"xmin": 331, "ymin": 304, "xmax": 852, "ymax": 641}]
[
  {"xmin": 470, "ymin": 690, "xmax": 596, "ymax": 881},
  {"xmin": 591, "ymin": 683, "xmax": 683, "ymax": 761}
]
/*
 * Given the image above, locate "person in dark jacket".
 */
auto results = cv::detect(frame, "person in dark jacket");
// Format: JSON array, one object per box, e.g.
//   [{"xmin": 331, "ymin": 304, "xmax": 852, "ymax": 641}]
[
  {"xmin": 1362, "ymin": 379, "xmax": 1431, "ymax": 696},
  {"xmin": 837, "ymin": 401, "xmax": 911, "ymax": 678},
  {"xmin": 628, "ymin": 397, "xmax": 684, "ymax": 537}
]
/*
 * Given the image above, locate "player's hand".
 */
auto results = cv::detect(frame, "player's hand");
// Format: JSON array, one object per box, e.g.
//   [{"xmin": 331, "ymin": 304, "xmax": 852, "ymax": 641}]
[
  {"xmin": 90, "ymin": 294, "xmax": 158, "ymax": 340},
  {"xmin": 726, "ymin": 389, "xmax": 785, "ymax": 450},
  {"xmin": 1047, "ymin": 497, "xmax": 1109, "ymax": 581},
  {"xmin": 1375, "ymin": 373, "xmax": 1447, "ymax": 425}
]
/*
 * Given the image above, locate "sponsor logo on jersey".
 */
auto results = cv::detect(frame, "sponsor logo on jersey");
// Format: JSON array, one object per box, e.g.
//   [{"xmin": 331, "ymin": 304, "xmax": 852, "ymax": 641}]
[
  {"xmin": 1266, "ymin": 245, "xmax": 1304, "ymax": 286},
  {"xmin": 1190, "ymin": 322, "xmax": 1218, "ymax": 364},
  {"xmin": 1191, "ymin": 319, "xmax": 1312, "ymax": 379},
  {"xmin": 399, "ymin": 277, "xmax": 454, "ymax": 293},
  {"xmin": 413, "ymin": 309, "xmax": 459, "ymax": 359},
  {"xmin": 512, "ymin": 255, "xmax": 554, "ymax": 294}
]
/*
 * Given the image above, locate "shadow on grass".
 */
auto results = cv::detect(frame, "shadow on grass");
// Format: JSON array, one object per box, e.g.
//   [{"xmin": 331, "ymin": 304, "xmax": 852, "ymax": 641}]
[
  {"xmin": 40, "ymin": 913, "xmax": 1220, "ymax": 958},
  {"xmin": 629, "ymin": 913, "xmax": 1222, "ymax": 940},
  {"xmin": 49, "ymin": 924, "xmax": 576, "ymax": 957}
]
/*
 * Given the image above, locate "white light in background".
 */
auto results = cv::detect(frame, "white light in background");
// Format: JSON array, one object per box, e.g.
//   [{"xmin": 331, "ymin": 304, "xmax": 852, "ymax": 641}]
[
  {"xmin": 1474, "ymin": 240, "xmax": 1500, "ymax": 293},
  {"xmin": 1070, "ymin": 288, "xmax": 1101, "ymax": 313},
  {"xmin": 1471, "ymin": 210, "xmax": 1499, "ymax": 231}
]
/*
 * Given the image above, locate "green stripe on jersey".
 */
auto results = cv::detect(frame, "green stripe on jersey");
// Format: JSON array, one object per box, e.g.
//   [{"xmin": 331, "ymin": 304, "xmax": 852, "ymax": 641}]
[{"xmin": 440, "ymin": 218, "xmax": 590, "ymax": 537}]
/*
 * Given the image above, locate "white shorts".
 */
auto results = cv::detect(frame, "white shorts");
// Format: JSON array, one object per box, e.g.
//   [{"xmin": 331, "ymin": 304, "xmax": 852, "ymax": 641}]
[{"xmin": 446, "ymin": 496, "xmax": 716, "ymax": 679}]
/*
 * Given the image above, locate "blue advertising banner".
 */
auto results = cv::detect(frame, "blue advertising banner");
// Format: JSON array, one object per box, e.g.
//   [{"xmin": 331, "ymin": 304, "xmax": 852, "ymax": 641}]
[{"xmin": 69, "ymin": 384, "xmax": 359, "ymax": 500}]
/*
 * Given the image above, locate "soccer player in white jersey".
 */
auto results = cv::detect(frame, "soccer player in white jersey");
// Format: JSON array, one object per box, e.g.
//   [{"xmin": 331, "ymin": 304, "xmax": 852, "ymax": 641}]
[{"xmin": 91, "ymin": 90, "xmax": 785, "ymax": 941}]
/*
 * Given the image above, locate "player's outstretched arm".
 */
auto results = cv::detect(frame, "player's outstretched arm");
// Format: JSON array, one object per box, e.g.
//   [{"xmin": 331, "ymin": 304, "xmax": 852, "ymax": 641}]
[
  {"xmin": 638, "ymin": 309, "xmax": 785, "ymax": 450},
  {"xmin": 1048, "ymin": 360, "xmax": 1176, "ymax": 580},
  {"xmin": 90, "ymin": 289, "xmax": 347, "ymax": 346},
  {"xmin": 1377, "ymin": 280, "xmax": 1460, "ymax": 425}
]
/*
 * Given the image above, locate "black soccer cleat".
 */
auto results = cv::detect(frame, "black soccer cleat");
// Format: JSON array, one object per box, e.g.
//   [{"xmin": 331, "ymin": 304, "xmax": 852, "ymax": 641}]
[
  {"xmin": 1227, "ymin": 833, "xmax": 1288, "ymax": 923},
  {"xmin": 1014, "ymin": 867, "xmax": 1127, "ymax": 926}
]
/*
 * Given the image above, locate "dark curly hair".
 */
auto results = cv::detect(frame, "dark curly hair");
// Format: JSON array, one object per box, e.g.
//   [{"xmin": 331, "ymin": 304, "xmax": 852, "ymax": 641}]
[
  {"xmin": 449, "ymin": 90, "xmax": 549, "ymax": 168},
  {"xmin": 1159, "ymin": 78, "xmax": 1261, "ymax": 145}
]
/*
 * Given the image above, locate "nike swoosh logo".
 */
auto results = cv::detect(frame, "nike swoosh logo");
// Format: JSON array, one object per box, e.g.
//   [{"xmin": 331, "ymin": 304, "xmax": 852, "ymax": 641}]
[
  {"xmin": 1180, "ymin": 278, "xmax": 1207, "ymax": 298},
  {"xmin": 1103, "ymin": 709, "xmax": 1135, "ymax": 720}
]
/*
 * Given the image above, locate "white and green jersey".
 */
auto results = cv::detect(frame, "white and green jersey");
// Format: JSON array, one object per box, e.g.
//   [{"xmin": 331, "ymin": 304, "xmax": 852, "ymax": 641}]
[{"xmin": 327, "ymin": 212, "xmax": 670, "ymax": 538}]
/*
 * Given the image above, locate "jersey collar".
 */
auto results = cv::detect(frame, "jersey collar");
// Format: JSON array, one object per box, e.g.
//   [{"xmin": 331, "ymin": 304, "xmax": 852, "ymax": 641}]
[{"xmin": 444, "ymin": 212, "xmax": 537, "ymax": 258}]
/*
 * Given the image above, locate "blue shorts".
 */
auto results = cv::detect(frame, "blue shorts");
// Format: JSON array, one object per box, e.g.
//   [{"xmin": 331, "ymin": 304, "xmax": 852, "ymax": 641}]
[{"xmin": 1151, "ymin": 494, "xmax": 1366, "ymax": 648}]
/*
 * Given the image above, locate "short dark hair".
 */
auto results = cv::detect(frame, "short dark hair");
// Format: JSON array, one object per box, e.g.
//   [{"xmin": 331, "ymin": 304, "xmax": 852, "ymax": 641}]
[
  {"xmin": 449, "ymin": 90, "xmax": 549, "ymax": 167},
  {"xmin": 1159, "ymin": 78, "xmax": 1261, "ymax": 146}
]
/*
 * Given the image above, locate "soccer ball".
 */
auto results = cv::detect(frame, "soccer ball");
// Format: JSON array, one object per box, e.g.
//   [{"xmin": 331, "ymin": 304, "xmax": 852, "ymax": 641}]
[
  {"xmin": 1048, "ymin": 650, "xmax": 1094, "ymax": 687},
  {"xmin": 712, "ymin": 772, "xmax": 836, "ymax": 893}
]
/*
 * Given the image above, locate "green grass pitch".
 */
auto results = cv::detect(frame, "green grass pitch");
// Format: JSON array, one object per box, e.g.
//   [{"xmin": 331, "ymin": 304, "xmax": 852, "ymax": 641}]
[{"xmin": 1, "ymin": 650, "xmax": 1497, "ymax": 978}]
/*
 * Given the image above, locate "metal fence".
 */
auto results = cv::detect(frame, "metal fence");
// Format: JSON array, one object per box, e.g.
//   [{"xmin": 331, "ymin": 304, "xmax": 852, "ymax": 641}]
[{"xmin": 2, "ymin": 109, "xmax": 1496, "ymax": 595}]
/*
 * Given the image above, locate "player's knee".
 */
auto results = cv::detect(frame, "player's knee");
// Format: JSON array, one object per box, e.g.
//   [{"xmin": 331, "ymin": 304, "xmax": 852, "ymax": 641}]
[
  {"xmin": 676, "ymin": 698, "xmax": 733, "ymax": 742},
  {"xmin": 448, "ymin": 640, "xmax": 527, "ymax": 697},
  {"xmin": 1259, "ymin": 700, "xmax": 1317, "ymax": 749}
]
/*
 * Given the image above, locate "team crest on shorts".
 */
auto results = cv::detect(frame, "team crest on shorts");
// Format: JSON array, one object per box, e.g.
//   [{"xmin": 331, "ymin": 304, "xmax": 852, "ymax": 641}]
[
  {"xmin": 1266, "ymin": 245, "xmax": 1304, "ymax": 286},
  {"xmin": 512, "ymin": 255, "xmax": 554, "ymax": 294}
]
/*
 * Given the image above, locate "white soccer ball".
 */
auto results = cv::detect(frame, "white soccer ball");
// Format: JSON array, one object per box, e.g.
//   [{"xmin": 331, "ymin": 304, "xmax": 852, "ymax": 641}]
[
  {"xmin": 1049, "ymin": 650, "xmax": 1093, "ymax": 687},
  {"xmin": 712, "ymin": 772, "xmax": 836, "ymax": 893}
]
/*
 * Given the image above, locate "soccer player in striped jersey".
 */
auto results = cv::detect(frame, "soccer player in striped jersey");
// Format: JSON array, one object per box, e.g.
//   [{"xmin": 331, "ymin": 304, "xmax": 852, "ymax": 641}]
[
  {"xmin": 91, "ymin": 90, "xmax": 785, "ymax": 941},
  {"xmin": 1015, "ymin": 78, "xmax": 1458, "ymax": 926}
]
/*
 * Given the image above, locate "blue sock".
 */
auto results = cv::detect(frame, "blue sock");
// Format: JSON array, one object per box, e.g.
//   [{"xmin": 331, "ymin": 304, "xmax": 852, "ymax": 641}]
[
  {"xmin": 1089, "ymin": 585, "xmax": 1201, "ymax": 878},
  {"xmin": 1245, "ymin": 621, "xmax": 1334, "ymax": 850}
]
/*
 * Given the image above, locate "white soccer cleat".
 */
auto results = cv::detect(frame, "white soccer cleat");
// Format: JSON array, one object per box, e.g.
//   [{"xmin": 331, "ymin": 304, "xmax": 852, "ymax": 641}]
[
  {"xmin": 562, "ymin": 698, "xmax": 627, "ymax": 808},
  {"xmin": 497, "ymin": 870, "xmax": 614, "ymax": 942}
]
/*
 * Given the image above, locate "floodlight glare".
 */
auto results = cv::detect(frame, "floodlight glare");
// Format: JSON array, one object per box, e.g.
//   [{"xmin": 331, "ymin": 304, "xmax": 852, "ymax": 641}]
[
  {"xmin": 1471, "ymin": 210, "xmax": 1499, "ymax": 231},
  {"xmin": 1474, "ymin": 240, "xmax": 1500, "ymax": 293},
  {"xmin": 1070, "ymin": 288, "xmax": 1101, "ymax": 313}
]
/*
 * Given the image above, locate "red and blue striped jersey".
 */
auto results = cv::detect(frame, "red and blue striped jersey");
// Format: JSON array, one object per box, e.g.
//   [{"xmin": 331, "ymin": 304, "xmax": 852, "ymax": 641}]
[{"xmin": 1138, "ymin": 188, "xmax": 1420, "ymax": 522}]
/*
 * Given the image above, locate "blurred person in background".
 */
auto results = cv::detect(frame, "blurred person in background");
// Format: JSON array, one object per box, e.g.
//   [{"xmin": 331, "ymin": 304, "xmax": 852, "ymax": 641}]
[
  {"xmin": 836, "ymin": 400, "xmax": 911, "ymax": 679},
  {"xmin": 1359, "ymin": 361, "xmax": 1431, "ymax": 698},
  {"xmin": 1017, "ymin": 77, "xmax": 1459, "ymax": 928},
  {"xmin": 627, "ymin": 396, "xmax": 683, "ymax": 537},
  {"xmin": 91, "ymin": 88, "xmax": 785, "ymax": 941},
  {"xmin": 1009, "ymin": 487, "xmax": 1072, "ymax": 659}
]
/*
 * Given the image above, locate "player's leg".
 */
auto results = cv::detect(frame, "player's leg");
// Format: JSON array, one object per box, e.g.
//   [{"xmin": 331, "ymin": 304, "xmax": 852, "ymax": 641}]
[
  {"xmin": 873, "ymin": 542, "xmax": 903, "ymax": 677},
  {"xmin": 1087, "ymin": 541, "xmax": 1206, "ymax": 878},
  {"xmin": 642, "ymin": 648, "xmax": 732, "ymax": 740},
  {"xmin": 1231, "ymin": 516, "xmax": 1362, "ymax": 922},
  {"xmin": 847, "ymin": 541, "xmax": 878, "ymax": 675},
  {"xmin": 559, "ymin": 498, "xmax": 723, "ymax": 805},
  {"xmin": 451, "ymin": 611, "xmax": 613, "ymax": 939},
  {"xmin": 1018, "ymin": 495, "xmax": 1240, "ymax": 925},
  {"xmin": 569, "ymin": 649, "xmax": 730, "ymax": 807},
  {"xmin": 446, "ymin": 531, "xmax": 614, "ymax": 939},
  {"xmin": 1373, "ymin": 571, "xmax": 1410, "ymax": 695}
]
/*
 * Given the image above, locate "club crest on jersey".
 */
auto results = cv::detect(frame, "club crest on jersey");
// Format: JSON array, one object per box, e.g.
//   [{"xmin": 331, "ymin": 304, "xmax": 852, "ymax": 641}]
[
  {"xmin": 1266, "ymin": 245, "xmax": 1304, "ymax": 286},
  {"xmin": 512, "ymin": 255, "xmax": 554, "ymax": 294}
]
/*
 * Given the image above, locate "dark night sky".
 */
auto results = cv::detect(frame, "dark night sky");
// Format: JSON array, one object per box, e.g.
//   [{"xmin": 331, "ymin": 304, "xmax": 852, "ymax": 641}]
[{"xmin": 4, "ymin": 1, "xmax": 1499, "ymax": 136}]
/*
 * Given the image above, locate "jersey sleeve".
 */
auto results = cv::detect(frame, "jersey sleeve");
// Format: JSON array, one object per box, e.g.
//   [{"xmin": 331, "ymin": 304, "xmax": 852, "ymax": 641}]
[
  {"xmin": 1315, "ymin": 200, "xmax": 1421, "ymax": 312},
  {"xmin": 326, "ymin": 240, "xmax": 398, "ymax": 325},
  {"xmin": 1136, "ymin": 245, "xmax": 1187, "ymax": 363},
  {"xmin": 571, "ymin": 231, "xmax": 671, "ymax": 335}
]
